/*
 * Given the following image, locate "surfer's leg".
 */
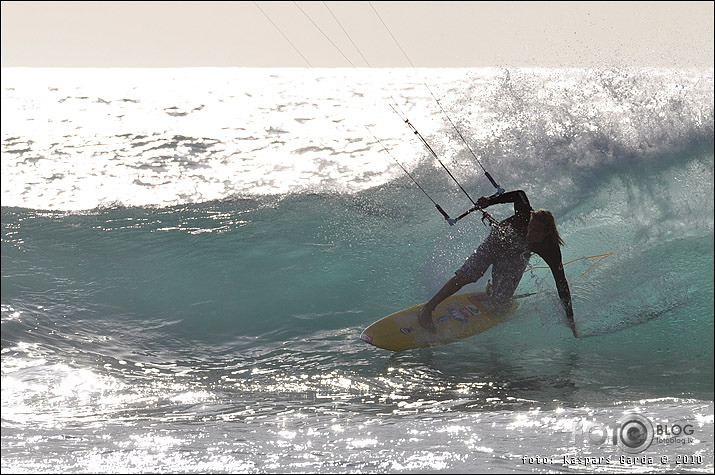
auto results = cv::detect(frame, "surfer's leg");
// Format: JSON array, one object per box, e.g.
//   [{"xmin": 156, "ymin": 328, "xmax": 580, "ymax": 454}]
[
  {"xmin": 418, "ymin": 273, "xmax": 473, "ymax": 332},
  {"xmin": 489, "ymin": 252, "xmax": 529, "ymax": 306},
  {"xmin": 455, "ymin": 238, "xmax": 494, "ymax": 284},
  {"xmin": 418, "ymin": 240, "xmax": 494, "ymax": 332}
]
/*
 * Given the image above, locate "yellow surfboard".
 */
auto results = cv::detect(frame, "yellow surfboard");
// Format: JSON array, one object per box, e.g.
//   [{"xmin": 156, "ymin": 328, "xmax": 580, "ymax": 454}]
[{"xmin": 360, "ymin": 291, "xmax": 518, "ymax": 351}]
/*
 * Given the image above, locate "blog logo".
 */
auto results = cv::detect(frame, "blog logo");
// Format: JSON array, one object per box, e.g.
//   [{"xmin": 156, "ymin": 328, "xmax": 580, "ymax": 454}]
[{"xmin": 615, "ymin": 414, "xmax": 654, "ymax": 454}]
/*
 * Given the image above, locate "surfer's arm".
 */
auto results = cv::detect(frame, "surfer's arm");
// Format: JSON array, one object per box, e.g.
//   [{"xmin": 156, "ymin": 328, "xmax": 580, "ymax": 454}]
[
  {"xmin": 477, "ymin": 190, "xmax": 531, "ymax": 215},
  {"xmin": 540, "ymin": 248, "xmax": 576, "ymax": 337},
  {"xmin": 551, "ymin": 264, "xmax": 575, "ymax": 336}
]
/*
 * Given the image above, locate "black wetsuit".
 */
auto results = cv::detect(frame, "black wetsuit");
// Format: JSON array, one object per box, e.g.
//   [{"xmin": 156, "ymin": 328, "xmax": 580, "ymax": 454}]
[{"xmin": 457, "ymin": 190, "xmax": 574, "ymax": 323}]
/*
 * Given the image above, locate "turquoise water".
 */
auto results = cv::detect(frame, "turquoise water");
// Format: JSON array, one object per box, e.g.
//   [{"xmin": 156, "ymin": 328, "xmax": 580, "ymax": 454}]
[{"xmin": 2, "ymin": 68, "xmax": 713, "ymax": 472}]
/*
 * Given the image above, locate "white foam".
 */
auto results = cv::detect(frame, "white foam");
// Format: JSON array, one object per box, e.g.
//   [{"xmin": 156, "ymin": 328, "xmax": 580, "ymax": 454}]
[{"xmin": 2, "ymin": 67, "xmax": 712, "ymax": 210}]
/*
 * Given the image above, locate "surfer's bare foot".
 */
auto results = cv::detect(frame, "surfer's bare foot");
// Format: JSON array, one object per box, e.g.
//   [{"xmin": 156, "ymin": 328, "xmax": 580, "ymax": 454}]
[{"xmin": 418, "ymin": 305, "xmax": 436, "ymax": 333}]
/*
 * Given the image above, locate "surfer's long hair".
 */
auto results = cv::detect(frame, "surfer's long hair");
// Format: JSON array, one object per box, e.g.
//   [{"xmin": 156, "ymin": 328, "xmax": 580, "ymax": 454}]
[{"xmin": 531, "ymin": 209, "xmax": 564, "ymax": 247}]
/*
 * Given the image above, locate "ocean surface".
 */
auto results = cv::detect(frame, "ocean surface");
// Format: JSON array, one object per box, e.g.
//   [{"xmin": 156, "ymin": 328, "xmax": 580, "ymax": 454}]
[{"xmin": 2, "ymin": 67, "xmax": 714, "ymax": 473}]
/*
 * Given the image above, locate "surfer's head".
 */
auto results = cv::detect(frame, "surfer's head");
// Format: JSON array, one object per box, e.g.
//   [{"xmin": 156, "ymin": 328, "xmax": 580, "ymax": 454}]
[{"xmin": 528, "ymin": 209, "xmax": 564, "ymax": 247}]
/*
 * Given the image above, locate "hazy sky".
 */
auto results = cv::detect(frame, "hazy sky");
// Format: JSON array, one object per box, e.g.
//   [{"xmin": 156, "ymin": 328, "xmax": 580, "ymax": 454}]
[{"xmin": 1, "ymin": 1, "xmax": 713, "ymax": 68}]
